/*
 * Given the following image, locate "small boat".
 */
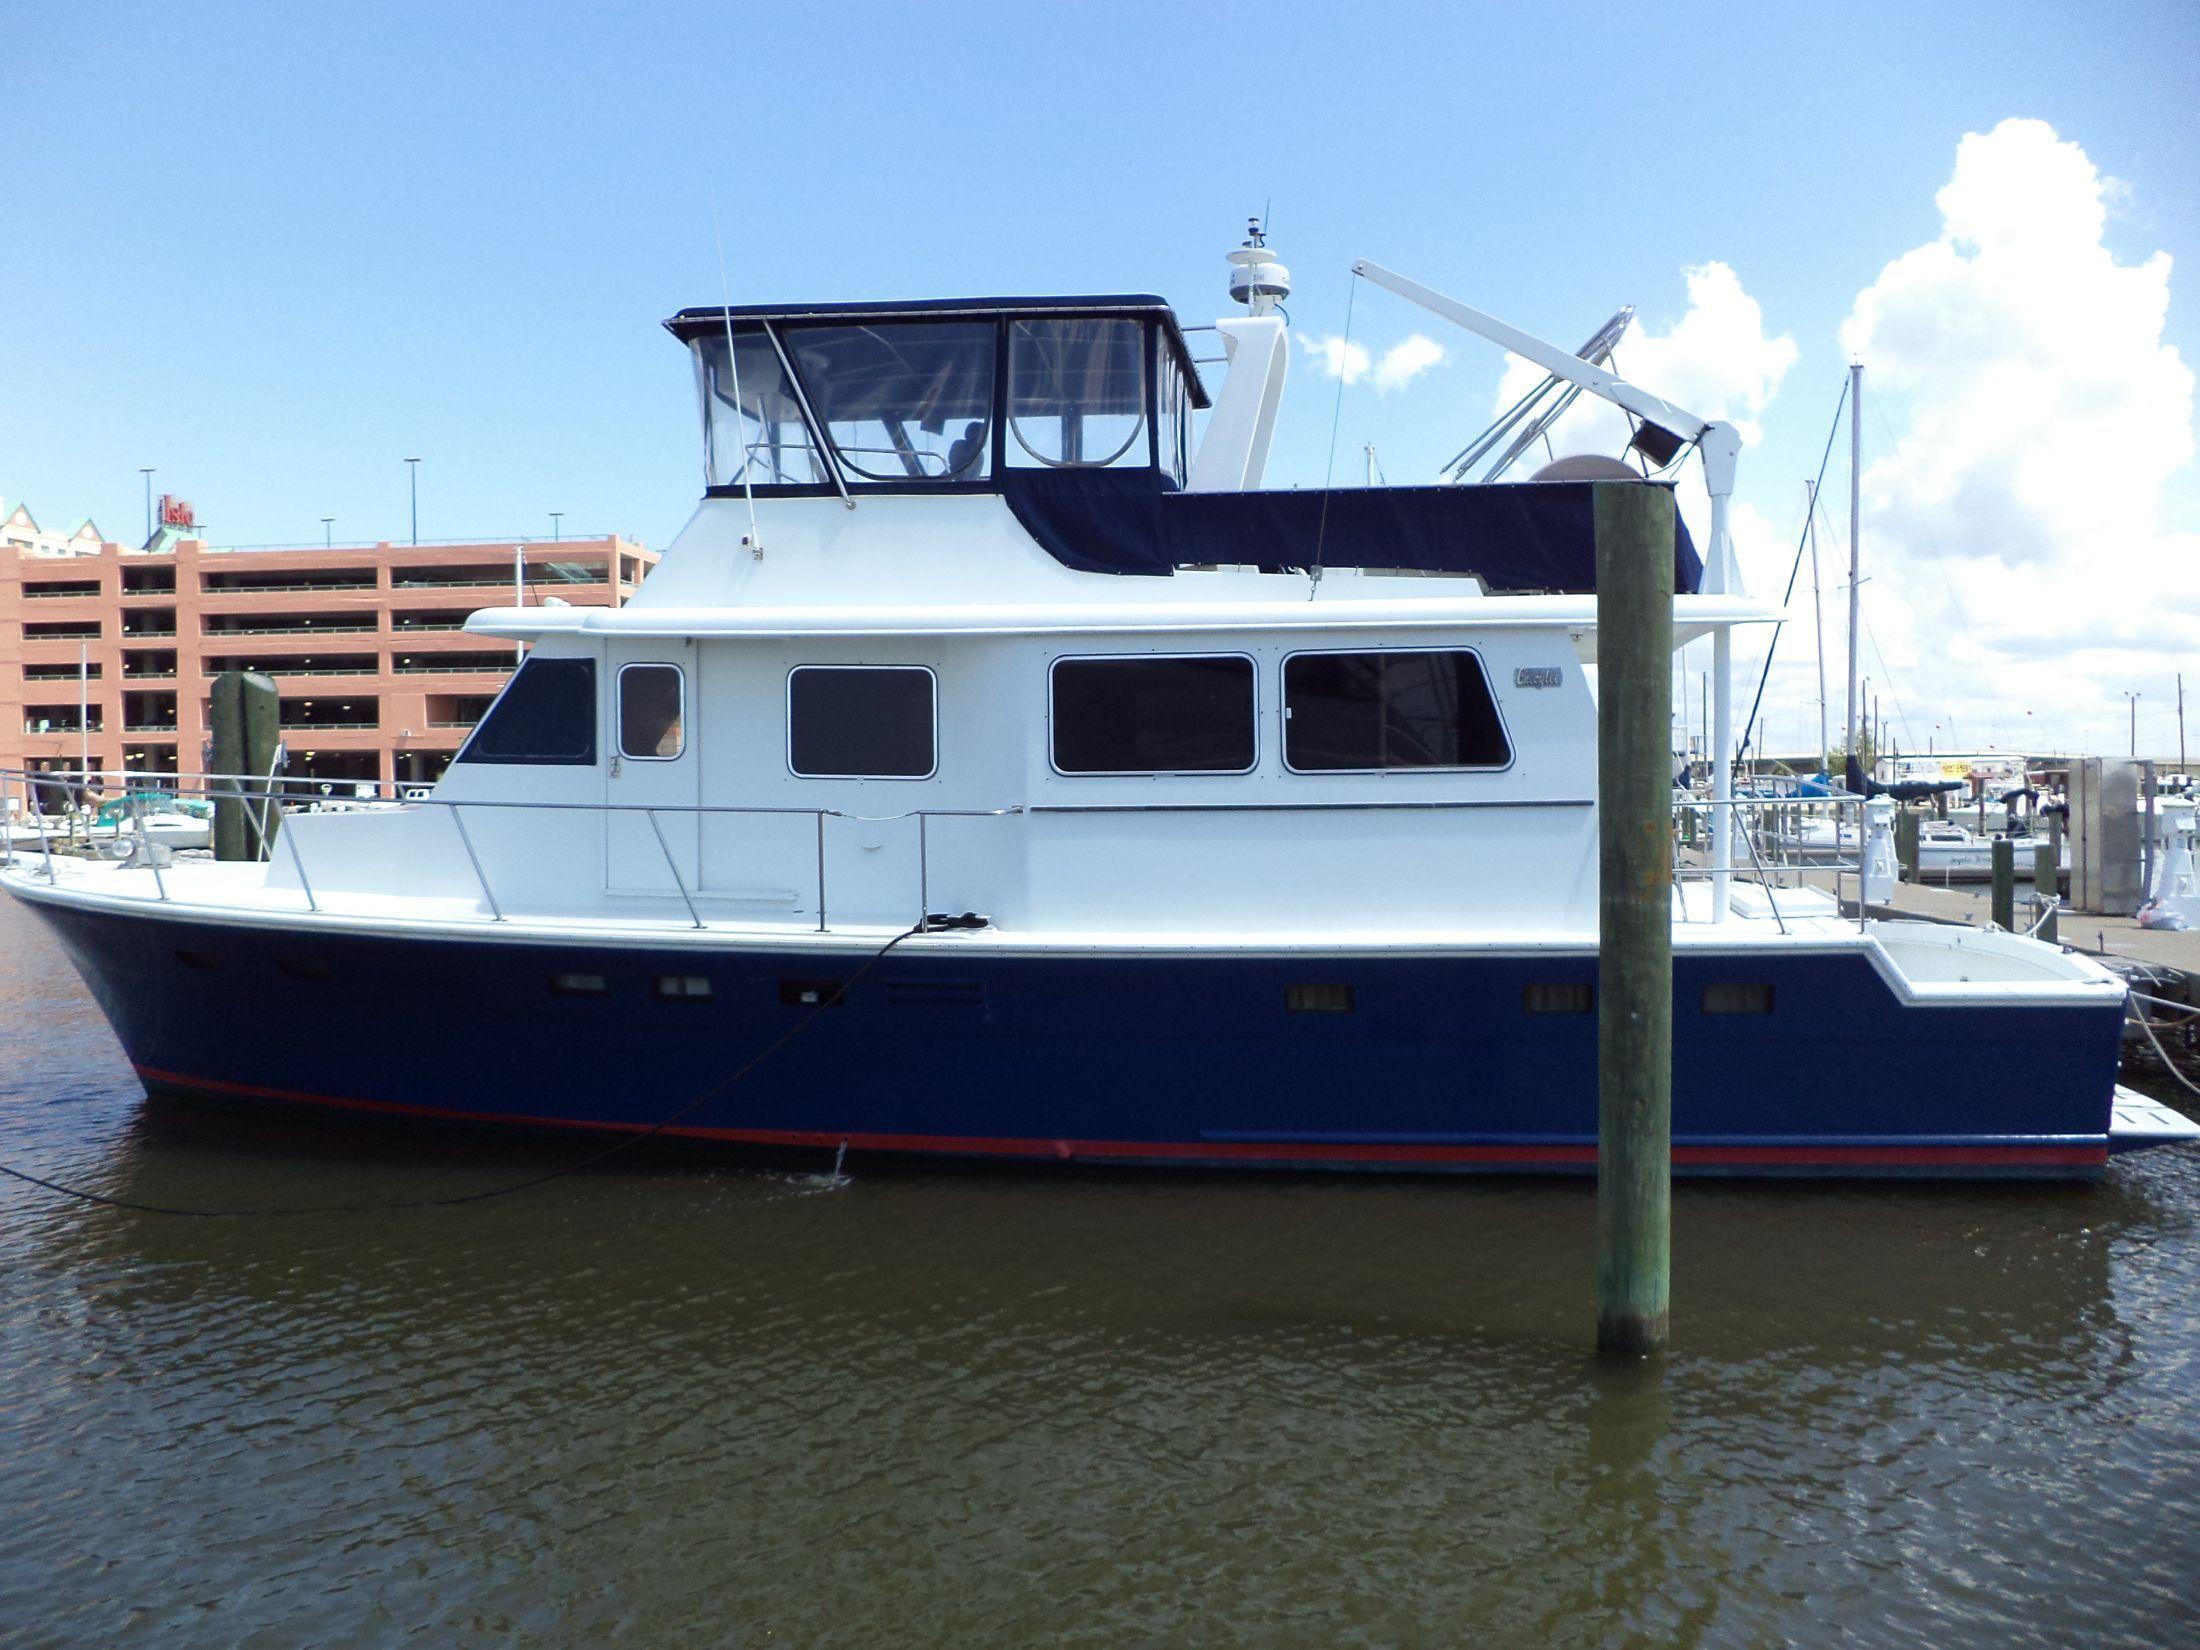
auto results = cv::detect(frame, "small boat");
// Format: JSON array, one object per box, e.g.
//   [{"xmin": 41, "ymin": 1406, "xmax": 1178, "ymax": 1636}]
[
  {"xmin": 92, "ymin": 795, "xmax": 214, "ymax": 852},
  {"xmin": 5, "ymin": 227, "xmax": 2191, "ymax": 1178}
]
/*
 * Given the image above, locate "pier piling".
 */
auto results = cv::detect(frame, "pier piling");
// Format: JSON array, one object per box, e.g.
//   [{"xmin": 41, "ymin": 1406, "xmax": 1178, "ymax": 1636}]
[
  {"xmin": 1593, "ymin": 481, "xmax": 1674, "ymax": 1360},
  {"xmin": 2034, "ymin": 838, "xmax": 2060, "ymax": 944},
  {"xmin": 1991, "ymin": 838, "xmax": 2016, "ymax": 932},
  {"xmin": 210, "ymin": 671, "xmax": 281, "ymax": 862}
]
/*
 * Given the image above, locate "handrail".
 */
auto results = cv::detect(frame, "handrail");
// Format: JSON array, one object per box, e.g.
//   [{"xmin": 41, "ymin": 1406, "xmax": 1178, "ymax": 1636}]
[
  {"xmin": 448, "ymin": 807, "xmax": 503, "ymax": 922},
  {"xmin": 646, "ymin": 808, "xmax": 704, "ymax": 930},
  {"xmin": 3, "ymin": 765, "xmax": 1891, "ymax": 937}
]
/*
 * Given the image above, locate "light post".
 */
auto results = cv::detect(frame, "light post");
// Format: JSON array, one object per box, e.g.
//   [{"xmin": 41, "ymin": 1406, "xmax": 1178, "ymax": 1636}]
[
  {"xmin": 321, "ymin": 517, "xmax": 334, "ymax": 550},
  {"xmin": 406, "ymin": 458, "xmax": 420, "ymax": 546},
  {"xmin": 139, "ymin": 468, "xmax": 155, "ymax": 544},
  {"xmin": 2126, "ymin": 691, "xmax": 2141, "ymax": 758},
  {"xmin": 549, "ymin": 511, "xmax": 563, "ymax": 542}
]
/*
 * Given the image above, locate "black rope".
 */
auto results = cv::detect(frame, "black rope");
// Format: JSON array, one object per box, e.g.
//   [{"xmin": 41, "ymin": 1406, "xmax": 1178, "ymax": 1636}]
[
  {"xmin": 0, "ymin": 923, "xmax": 925, "ymax": 1218},
  {"xmin": 1735, "ymin": 376, "xmax": 1852, "ymax": 763}
]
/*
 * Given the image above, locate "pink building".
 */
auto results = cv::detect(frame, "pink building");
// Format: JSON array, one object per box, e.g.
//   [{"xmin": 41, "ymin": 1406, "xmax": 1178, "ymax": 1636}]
[{"xmin": 2, "ymin": 504, "xmax": 654, "ymax": 790}]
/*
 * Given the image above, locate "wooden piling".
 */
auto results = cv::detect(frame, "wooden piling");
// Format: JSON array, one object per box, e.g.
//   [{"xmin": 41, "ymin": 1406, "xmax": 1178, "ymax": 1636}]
[
  {"xmin": 210, "ymin": 672, "xmax": 247, "ymax": 861},
  {"xmin": 210, "ymin": 670, "xmax": 281, "ymax": 861},
  {"xmin": 241, "ymin": 672, "xmax": 282, "ymax": 856},
  {"xmin": 1991, "ymin": 837, "xmax": 2016, "ymax": 931},
  {"xmin": 1593, "ymin": 481, "xmax": 1673, "ymax": 1360}
]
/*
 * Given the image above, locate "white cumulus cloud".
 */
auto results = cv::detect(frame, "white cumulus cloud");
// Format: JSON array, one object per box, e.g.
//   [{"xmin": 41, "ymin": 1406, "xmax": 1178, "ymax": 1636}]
[
  {"xmin": 1300, "ymin": 331, "xmax": 1449, "ymax": 393},
  {"xmin": 1834, "ymin": 117, "xmax": 2198, "ymax": 756},
  {"xmin": 1299, "ymin": 333, "xmax": 1370, "ymax": 385},
  {"xmin": 1488, "ymin": 260, "xmax": 1798, "ymax": 467},
  {"xmin": 1374, "ymin": 334, "xmax": 1447, "ymax": 392}
]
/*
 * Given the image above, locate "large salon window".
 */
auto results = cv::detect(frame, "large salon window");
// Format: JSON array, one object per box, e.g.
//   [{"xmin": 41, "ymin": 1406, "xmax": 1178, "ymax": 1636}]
[
  {"xmin": 784, "ymin": 323, "xmax": 995, "ymax": 483},
  {"xmin": 788, "ymin": 666, "xmax": 936, "ymax": 778},
  {"xmin": 693, "ymin": 331, "xmax": 830, "ymax": 488},
  {"xmin": 458, "ymin": 657, "xmax": 597, "ymax": 765},
  {"xmin": 1282, "ymin": 651, "xmax": 1509, "ymax": 771},
  {"xmin": 1051, "ymin": 655, "xmax": 1256, "ymax": 774},
  {"xmin": 618, "ymin": 664, "xmax": 684, "ymax": 760},
  {"xmin": 1007, "ymin": 319, "xmax": 1148, "ymax": 470}
]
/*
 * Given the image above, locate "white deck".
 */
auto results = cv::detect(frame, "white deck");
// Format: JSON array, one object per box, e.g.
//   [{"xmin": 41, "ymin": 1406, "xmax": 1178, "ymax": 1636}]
[{"xmin": 0, "ymin": 851, "xmax": 2132, "ymax": 1018}]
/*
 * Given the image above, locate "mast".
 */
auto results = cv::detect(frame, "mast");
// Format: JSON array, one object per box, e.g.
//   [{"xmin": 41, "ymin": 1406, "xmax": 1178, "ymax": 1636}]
[
  {"xmin": 1807, "ymin": 478, "xmax": 1828, "ymax": 764},
  {"xmin": 1845, "ymin": 362, "xmax": 1863, "ymax": 772}
]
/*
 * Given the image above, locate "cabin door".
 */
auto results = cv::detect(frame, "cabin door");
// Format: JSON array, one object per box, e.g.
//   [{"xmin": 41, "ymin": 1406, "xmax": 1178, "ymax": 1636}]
[{"xmin": 603, "ymin": 645, "xmax": 701, "ymax": 898}]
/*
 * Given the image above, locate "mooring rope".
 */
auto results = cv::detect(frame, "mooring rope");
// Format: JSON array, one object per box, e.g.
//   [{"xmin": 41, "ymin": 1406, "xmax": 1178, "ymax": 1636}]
[
  {"xmin": 2124, "ymin": 995, "xmax": 2200, "ymax": 1101},
  {"xmin": 0, "ymin": 923, "xmax": 924, "ymax": 1218}
]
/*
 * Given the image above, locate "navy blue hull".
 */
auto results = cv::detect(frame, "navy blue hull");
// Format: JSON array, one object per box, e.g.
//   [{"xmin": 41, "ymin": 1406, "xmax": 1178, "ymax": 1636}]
[{"xmin": 23, "ymin": 899, "xmax": 2124, "ymax": 1178}]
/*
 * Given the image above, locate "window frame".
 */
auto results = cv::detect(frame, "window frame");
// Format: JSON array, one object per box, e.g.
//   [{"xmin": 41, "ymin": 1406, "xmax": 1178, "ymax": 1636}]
[
  {"xmin": 783, "ymin": 319, "xmax": 1001, "ymax": 485},
  {"xmin": 687, "ymin": 308, "xmax": 1201, "ymax": 502},
  {"xmin": 616, "ymin": 661, "xmax": 686, "ymax": 762},
  {"xmin": 1277, "ymin": 647, "xmax": 1514, "ymax": 776},
  {"xmin": 784, "ymin": 663, "xmax": 940, "ymax": 781},
  {"xmin": 1046, "ymin": 650, "xmax": 1261, "ymax": 778},
  {"xmin": 1004, "ymin": 317, "xmax": 1153, "ymax": 474},
  {"xmin": 454, "ymin": 655, "xmax": 598, "ymax": 767}
]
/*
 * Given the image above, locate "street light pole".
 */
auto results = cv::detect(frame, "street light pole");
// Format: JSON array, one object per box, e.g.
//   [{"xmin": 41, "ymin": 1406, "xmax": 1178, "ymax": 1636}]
[
  {"xmin": 321, "ymin": 517, "xmax": 334, "ymax": 550},
  {"xmin": 406, "ymin": 458, "xmax": 420, "ymax": 546},
  {"xmin": 139, "ymin": 468, "xmax": 155, "ymax": 544},
  {"xmin": 2126, "ymin": 691, "xmax": 2141, "ymax": 758},
  {"xmin": 549, "ymin": 511, "xmax": 563, "ymax": 542}
]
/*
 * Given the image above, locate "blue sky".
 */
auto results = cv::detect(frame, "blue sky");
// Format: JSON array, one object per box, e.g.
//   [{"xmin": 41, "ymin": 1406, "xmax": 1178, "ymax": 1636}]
[{"xmin": 5, "ymin": 0, "xmax": 2197, "ymax": 751}]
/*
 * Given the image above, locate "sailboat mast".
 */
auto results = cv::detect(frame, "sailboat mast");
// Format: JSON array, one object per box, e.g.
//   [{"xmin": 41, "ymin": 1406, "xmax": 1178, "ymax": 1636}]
[
  {"xmin": 1808, "ymin": 478, "xmax": 1828, "ymax": 763},
  {"xmin": 1845, "ymin": 362, "xmax": 1863, "ymax": 770}
]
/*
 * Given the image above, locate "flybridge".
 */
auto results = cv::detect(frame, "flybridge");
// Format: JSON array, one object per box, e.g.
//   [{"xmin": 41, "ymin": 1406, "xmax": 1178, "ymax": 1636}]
[
  {"xmin": 666, "ymin": 295, "xmax": 1210, "ymax": 499},
  {"xmin": 661, "ymin": 288, "xmax": 1704, "ymax": 592}
]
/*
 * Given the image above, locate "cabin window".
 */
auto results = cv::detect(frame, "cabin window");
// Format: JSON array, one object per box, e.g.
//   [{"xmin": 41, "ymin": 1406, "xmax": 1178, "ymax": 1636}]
[
  {"xmin": 694, "ymin": 330, "xmax": 830, "ymax": 488},
  {"xmin": 1007, "ymin": 319, "xmax": 1149, "ymax": 470},
  {"xmin": 618, "ymin": 664, "xmax": 684, "ymax": 760},
  {"xmin": 788, "ymin": 666, "xmax": 936, "ymax": 778},
  {"xmin": 1281, "ymin": 650, "xmax": 1510, "ymax": 772},
  {"xmin": 784, "ymin": 322, "xmax": 995, "ymax": 483},
  {"xmin": 457, "ymin": 657, "xmax": 597, "ymax": 765},
  {"xmin": 1050, "ymin": 655, "xmax": 1256, "ymax": 774}
]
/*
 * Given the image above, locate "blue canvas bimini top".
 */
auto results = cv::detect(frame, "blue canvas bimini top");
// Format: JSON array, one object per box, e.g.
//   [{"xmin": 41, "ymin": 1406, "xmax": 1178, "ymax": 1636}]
[{"xmin": 1001, "ymin": 471, "xmax": 1703, "ymax": 593}]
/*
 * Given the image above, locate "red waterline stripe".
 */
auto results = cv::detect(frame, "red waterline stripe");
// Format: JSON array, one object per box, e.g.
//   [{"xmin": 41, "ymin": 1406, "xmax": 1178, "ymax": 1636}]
[{"xmin": 133, "ymin": 1065, "xmax": 2107, "ymax": 1169}]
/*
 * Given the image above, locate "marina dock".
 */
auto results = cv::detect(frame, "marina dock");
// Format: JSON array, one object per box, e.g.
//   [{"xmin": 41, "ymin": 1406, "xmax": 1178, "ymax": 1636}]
[{"xmin": 1816, "ymin": 870, "xmax": 2200, "ymax": 978}]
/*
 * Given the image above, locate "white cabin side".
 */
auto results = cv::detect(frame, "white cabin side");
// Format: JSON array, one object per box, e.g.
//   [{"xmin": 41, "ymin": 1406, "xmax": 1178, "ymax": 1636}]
[{"xmin": 245, "ymin": 283, "xmax": 1773, "ymax": 941}]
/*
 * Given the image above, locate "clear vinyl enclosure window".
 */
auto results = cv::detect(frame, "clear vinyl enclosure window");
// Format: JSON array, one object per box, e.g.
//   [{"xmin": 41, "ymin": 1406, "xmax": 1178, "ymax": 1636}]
[
  {"xmin": 787, "ymin": 666, "xmax": 937, "ymax": 779},
  {"xmin": 1007, "ymin": 319, "xmax": 1148, "ymax": 469},
  {"xmin": 618, "ymin": 664, "xmax": 684, "ymax": 760},
  {"xmin": 693, "ymin": 331, "xmax": 829, "ymax": 488},
  {"xmin": 1155, "ymin": 332, "xmax": 1191, "ymax": 487},
  {"xmin": 1282, "ymin": 651, "xmax": 1510, "ymax": 772},
  {"xmin": 784, "ymin": 323, "xmax": 996, "ymax": 482},
  {"xmin": 1051, "ymin": 655, "xmax": 1256, "ymax": 774},
  {"xmin": 457, "ymin": 657, "xmax": 597, "ymax": 765}
]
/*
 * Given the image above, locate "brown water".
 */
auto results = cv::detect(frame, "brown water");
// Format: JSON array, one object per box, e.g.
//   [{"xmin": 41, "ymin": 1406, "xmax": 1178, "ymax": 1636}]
[{"xmin": 3, "ymin": 896, "xmax": 2198, "ymax": 1648}]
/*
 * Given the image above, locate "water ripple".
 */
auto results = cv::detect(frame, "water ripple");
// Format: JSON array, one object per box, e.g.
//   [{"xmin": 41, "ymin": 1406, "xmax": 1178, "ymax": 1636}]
[{"xmin": 3, "ymin": 899, "xmax": 2199, "ymax": 1647}]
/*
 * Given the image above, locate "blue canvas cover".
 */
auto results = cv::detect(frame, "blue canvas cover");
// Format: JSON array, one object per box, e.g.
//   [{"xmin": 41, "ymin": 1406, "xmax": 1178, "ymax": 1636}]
[{"xmin": 1001, "ymin": 470, "xmax": 1702, "ymax": 592}]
